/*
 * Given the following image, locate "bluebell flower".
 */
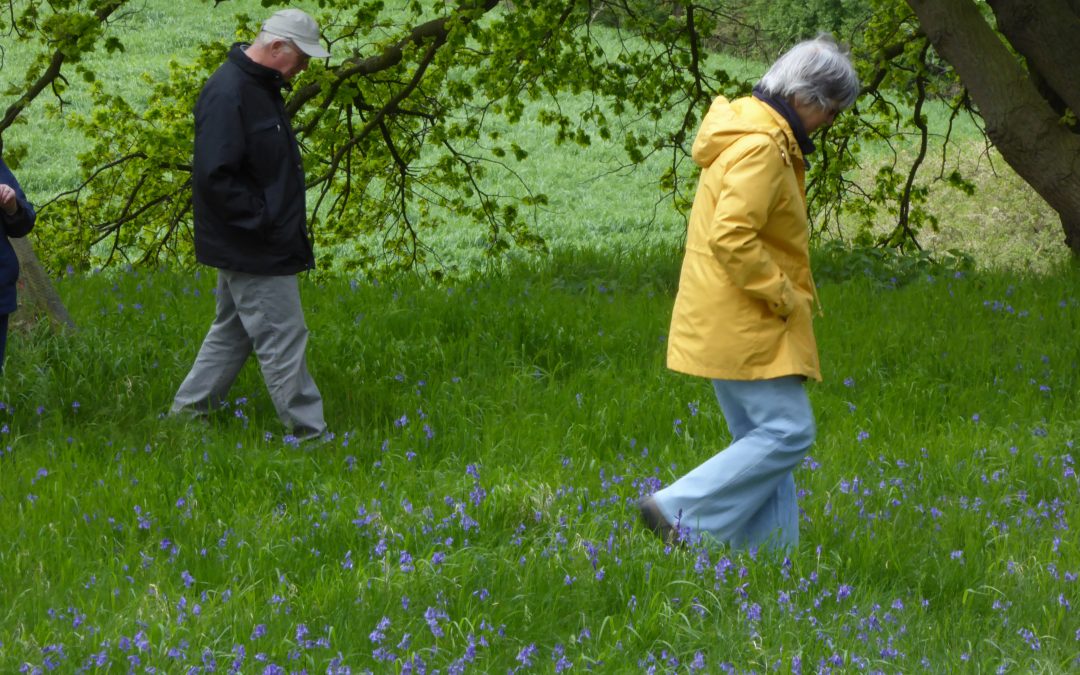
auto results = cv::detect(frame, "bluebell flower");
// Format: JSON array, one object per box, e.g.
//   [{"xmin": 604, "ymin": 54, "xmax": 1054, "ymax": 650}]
[
  {"xmin": 515, "ymin": 643, "xmax": 537, "ymax": 668},
  {"xmin": 369, "ymin": 617, "xmax": 390, "ymax": 644},
  {"xmin": 424, "ymin": 606, "xmax": 447, "ymax": 638}
]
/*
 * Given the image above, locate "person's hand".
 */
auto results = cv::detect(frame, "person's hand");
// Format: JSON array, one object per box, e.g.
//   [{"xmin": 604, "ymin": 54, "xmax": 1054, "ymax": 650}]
[{"xmin": 0, "ymin": 184, "xmax": 18, "ymax": 216}]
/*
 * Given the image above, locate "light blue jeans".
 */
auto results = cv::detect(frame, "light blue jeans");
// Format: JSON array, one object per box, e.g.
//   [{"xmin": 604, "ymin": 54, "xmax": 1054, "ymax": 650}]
[{"xmin": 652, "ymin": 376, "xmax": 815, "ymax": 550}]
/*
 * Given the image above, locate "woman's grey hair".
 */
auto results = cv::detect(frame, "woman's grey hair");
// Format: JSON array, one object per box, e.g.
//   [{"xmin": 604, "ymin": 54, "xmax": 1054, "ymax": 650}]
[{"xmin": 758, "ymin": 36, "xmax": 860, "ymax": 111}]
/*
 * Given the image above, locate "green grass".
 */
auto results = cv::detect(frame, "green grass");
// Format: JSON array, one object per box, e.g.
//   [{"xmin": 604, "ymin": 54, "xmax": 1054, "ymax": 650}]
[{"xmin": 0, "ymin": 251, "xmax": 1077, "ymax": 672}]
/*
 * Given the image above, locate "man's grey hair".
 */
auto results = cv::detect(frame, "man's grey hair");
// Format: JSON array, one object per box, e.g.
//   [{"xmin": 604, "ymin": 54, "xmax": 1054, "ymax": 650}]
[
  {"xmin": 252, "ymin": 31, "xmax": 283, "ymax": 47},
  {"xmin": 758, "ymin": 36, "xmax": 860, "ymax": 111}
]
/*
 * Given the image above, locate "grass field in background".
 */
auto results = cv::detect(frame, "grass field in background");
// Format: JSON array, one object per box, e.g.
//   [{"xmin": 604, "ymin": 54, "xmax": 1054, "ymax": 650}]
[
  {"xmin": 0, "ymin": 251, "xmax": 1078, "ymax": 672},
  {"xmin": 1, "ymin": 0, "xmax": 1070, "ymax": 273}
]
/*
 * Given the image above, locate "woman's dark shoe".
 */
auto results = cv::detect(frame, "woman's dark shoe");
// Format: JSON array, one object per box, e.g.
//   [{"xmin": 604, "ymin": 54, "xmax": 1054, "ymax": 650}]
[{"xmin": 638, "ymin": 495, "xmax": 678, "ymax": 543}]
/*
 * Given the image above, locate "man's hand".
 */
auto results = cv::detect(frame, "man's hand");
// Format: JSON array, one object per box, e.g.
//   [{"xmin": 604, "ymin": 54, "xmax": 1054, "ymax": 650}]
[{"xmin": 0, "ymin": 184, "xmax": 19, "ymax": 216}]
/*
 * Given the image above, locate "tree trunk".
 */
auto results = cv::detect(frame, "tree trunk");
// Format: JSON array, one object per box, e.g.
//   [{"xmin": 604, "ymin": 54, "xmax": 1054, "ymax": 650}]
[
  {"xmin": 11, "ymin": 238, "xmax": 76, "ymax": 332},
  {"xmin": 986, "ymin": 0, "xmax": 1080, "ymax": 120},
  {"xmin": 1064, "ymin": 217, "xmax": 1080, "ymax": 256},
  {"xmin": 906, "ymin": 0, "xmax": 1080, "ymax": 256}
]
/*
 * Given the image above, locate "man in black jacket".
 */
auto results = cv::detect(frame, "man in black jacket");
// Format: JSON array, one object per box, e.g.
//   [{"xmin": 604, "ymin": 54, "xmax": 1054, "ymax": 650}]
[{"xmin": 171, "ymin": 8, "xmax": 330, "ymax": 440}]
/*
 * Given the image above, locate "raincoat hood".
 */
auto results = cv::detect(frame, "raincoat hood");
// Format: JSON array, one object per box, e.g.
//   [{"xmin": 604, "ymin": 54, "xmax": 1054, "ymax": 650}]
[{"xmin": 691, "ymin": 96, "xmax": 802, "ymax": 170}]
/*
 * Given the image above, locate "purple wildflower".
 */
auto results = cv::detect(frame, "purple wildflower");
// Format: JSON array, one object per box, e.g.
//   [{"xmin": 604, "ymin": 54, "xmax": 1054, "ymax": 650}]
[
  {"xmin": 424, "ymin": 606, "xmax": 447, "ymax": 638},
  {"xmin": 516, "ymin": 643, "xmax": 537, "ymax": 668},
  {"xmin": 370, "ymin": 617, "xmax": 391, "ymax": 644}
]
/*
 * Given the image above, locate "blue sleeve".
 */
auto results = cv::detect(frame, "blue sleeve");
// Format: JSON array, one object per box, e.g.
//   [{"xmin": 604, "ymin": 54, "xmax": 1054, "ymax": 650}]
[{"xmin": 0, "ymin": 159, "xmax": 36, "ymax": 238}]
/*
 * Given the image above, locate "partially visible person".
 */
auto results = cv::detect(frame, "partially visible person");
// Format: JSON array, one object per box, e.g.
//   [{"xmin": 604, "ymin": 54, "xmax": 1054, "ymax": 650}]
[
  {"xmin": 639, "ymin": 36, "xmax": 860, "ymax": 551},
  {"xmin": 0, "ymin": 156, "xmax": 37, "ymax": 372},
  {"xmin": 170, "ymin": 8, "xmax": 331, "ymax": 439}
]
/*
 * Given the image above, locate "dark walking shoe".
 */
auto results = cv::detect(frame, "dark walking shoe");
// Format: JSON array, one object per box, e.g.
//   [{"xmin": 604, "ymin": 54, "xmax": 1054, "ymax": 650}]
[{"xmin": 638, "ymin": 495, "xmax": 678, "ymax": 543}]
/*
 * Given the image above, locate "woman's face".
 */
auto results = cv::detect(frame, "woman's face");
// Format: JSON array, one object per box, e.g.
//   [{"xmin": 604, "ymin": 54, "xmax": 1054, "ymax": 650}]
[{"xmin": 793, "ymin": 98, "xmax": 840, "ymax": 134}]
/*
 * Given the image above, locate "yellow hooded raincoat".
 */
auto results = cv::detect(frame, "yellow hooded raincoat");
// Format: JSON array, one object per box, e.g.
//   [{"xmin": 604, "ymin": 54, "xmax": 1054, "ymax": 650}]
[{"xmin": 667, "ymin": 95, "xmax": 821, "ymax": 382}]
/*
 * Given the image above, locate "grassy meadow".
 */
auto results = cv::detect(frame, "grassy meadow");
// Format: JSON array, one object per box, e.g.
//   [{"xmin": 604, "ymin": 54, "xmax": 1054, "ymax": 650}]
[
  {"xmin": 2, "ymin": 1, "xmax": 1080, "ymax": 673},
  {"xmin": 1, "ymin": 251, "xmax": 1078, "ymax": 673}
]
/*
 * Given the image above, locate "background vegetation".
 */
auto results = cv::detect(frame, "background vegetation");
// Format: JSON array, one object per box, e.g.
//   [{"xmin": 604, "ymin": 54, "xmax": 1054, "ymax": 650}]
[
  {"xmin": 1, "ymin": 1, "xmax": 1077, "ymax": 672},
  {"xmin": 1, "ymin": 0, "xmax": 1073, "ymax": 275}
]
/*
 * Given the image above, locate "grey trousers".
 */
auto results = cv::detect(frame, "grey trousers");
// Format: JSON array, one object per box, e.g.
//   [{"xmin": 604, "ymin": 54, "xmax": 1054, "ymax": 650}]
[{"xmin": 171, "ymin": 269, "xmax": 326, "ymax": 438}]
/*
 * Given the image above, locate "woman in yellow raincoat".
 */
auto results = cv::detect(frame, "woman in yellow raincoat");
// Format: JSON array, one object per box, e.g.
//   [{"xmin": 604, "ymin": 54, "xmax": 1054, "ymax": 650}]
[{"xmin": 640, "ymin": 36, "xmax": 859, "ymax": 550}]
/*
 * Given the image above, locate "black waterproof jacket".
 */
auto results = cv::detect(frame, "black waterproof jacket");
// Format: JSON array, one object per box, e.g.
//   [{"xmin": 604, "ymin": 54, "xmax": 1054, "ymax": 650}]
[{"xmin": 191, "ymin": 44, "xmax": 315, "ymax": 275}]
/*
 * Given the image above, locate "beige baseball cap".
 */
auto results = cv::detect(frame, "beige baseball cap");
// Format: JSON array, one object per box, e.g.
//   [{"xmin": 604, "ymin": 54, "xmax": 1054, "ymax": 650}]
[{"xmin": 262, "ymin": 8, "xmax": 330, "ymax": 58}]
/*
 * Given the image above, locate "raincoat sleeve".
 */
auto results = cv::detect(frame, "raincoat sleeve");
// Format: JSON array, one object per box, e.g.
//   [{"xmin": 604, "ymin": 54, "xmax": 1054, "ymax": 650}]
[{"xmin": 706, "ymin": 136, "xmax": 797, "ymax": 318}]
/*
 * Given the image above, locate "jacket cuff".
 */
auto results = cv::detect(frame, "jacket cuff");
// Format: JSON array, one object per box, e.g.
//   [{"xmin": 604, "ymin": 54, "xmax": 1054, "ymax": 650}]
[
  {"xmin": 1, "ymin": 200, "xmax": 34, "ymax": 236},
  {"xmin": 770, "ymin": 282, "xmax": 796, "ymax": 318}
]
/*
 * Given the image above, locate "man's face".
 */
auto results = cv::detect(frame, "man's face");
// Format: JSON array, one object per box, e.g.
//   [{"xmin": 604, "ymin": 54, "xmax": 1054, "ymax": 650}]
[{"xmin": 271, "ymin": 38, "xmax": 310, "ymax": 81}]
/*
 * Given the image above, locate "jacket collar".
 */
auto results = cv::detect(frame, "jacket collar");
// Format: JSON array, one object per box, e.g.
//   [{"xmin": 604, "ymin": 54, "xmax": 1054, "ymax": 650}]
[
  {"xmin": 227, "ymin": 42, "xmax": 290, "ymax": 92},
  {"xmin": 752, "ymin": 86, "xmax": 815, "ymax": 166}
]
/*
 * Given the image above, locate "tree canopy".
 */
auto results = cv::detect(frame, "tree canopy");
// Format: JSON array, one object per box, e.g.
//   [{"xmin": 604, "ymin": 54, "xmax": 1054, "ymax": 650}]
[{"xmin": 1, "ymin": 0, "xmax": 1078, "ymax": 278}]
